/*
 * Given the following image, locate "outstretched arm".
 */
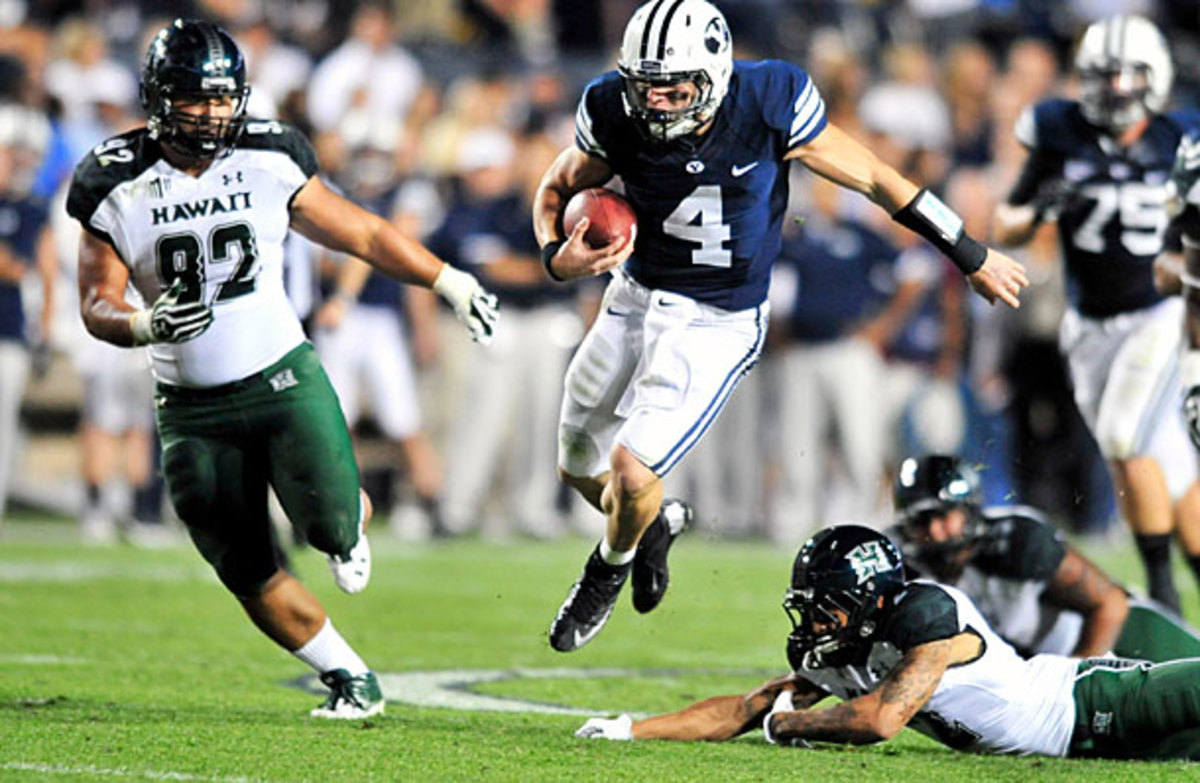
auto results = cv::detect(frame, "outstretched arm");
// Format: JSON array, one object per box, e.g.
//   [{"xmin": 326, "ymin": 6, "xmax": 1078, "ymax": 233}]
[
  {"xmin": 766, "ymin": 637, "xmax": 960, "ymax": 746},
  {"xmin": 290, "ymin": 176, "xmax": 498, "ymax": 344},
  {"xmin": 577, "ymin": 674, "xmax": 825, "ymax": 742},
  {"xmin": 634, "ymin": 675, "xmax": 826, "ymax": 741},
  {"xmin": 787, "ymin": 124, "xmax": 1028, "ymax": 309}
]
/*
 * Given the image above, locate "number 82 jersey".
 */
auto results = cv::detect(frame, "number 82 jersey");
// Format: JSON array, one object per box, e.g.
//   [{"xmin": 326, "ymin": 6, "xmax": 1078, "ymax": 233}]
[
  {"xmin": 67, "ymin": 120, "xmax": 317, "ymax": 387},
  {"xmin": 576, "ymin": 59, "xmax": 826, "ymax": 311}
]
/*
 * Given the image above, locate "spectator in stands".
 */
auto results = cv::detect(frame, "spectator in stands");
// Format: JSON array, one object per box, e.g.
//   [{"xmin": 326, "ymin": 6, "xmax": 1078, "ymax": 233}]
[
  {"xmin": 431, "ymin": 126, "xmax": 579, "ymax": 538},
  {"xmin": 766, "ymin": 176, "xmax": 923, "ymax": 544},
  {"xmin": 0, "ymin": 103, "xmax": 56, "ymax": 522}
]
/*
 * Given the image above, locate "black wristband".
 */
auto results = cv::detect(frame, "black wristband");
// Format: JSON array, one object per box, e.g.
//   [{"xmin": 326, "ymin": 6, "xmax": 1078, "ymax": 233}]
[
  {"xmin": 892, "ymin": 189, "xmax": 987, "ymax": 275},
  {"xmin": 541, "ymin": 240, "xmax": 566, "ymax": 282}
]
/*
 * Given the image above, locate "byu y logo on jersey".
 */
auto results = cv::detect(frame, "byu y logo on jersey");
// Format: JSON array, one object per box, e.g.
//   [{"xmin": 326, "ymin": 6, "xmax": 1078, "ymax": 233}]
[{"xmin": 845, "ymin": 541, "xmax": 893, "ymax": 585}]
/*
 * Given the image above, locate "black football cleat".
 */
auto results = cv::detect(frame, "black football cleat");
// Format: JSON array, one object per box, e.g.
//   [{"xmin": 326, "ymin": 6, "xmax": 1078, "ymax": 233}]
[
  {"xmin": 631, "ymin": 499, "xmax": 692, "ymax": 614},
  {"xmin": 549, "ymin": 546, "xmax": 630, "ymax": 652}
]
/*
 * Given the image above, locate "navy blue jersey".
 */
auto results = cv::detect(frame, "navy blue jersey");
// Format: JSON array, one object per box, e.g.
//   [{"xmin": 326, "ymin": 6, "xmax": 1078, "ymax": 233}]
[
  {"xmin": 779, "ymin": 218, "xmax": 899, "ymax": 342},
  {"xmin": 576, "ymin": 59, "xmax": 826, "ymax": 311},
  {"xmin": 1009, "ymin": 99, "xmax": 1200, "ymax": 317},
  {"xmin": 0, "ymin": 196, "xmax": 48, "ymax": 343}
]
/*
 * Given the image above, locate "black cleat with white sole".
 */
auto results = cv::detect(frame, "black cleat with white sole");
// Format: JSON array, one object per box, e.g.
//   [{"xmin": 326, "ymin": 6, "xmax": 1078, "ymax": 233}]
[
  {"xmin": 549, "ymin": 546, "xmax": 630, "ymax": 652},
  {"xmin": 631, "ymin": 498, "xmax": 692, "ymax": 614}
]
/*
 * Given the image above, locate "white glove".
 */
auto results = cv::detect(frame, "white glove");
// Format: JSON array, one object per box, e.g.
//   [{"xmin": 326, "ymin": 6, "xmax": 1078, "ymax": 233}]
[
  {"xmin": 575, "ymin": 714, "xmax": 634, "ymax": 741},
  {"xmin": 432, "ymin": 265, "xmax": 499, "ymax": 346},
  {"xmin": 762, "ymin": 688, "xmax": 795, "ymax": 745},
  {"xmin": 130, "ymin": 279, "xmax": 214, "ymax": 345}
]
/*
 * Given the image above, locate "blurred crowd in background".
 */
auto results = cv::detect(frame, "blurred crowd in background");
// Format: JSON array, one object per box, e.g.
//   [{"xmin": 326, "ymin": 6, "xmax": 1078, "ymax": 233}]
[{"xmin": 3, "ymin": 0, "xmax": 1200, "ymax": 547}]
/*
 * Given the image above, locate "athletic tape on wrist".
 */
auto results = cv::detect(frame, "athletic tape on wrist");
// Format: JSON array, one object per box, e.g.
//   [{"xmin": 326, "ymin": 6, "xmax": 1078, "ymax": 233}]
[
  {"xmin": 541, "ymin": 240, "xmax": 566, "ymax": 282},
  {"xmin": 892, "ymin": 189, "xmax": 987, "ymax": 275}
]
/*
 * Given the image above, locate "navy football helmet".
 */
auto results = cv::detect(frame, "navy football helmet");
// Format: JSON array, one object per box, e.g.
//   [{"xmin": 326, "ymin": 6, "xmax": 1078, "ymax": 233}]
[
  {"xmin": 140, "ymin": 19, "xmax": 250, "ymax": 158},
  {"xmin": 784, "ymin": 525, "xmax": 905, "ymax": 670}
]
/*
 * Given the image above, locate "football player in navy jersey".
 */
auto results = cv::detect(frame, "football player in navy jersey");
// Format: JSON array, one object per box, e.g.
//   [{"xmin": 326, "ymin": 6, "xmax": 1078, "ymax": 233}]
[
  {"xmin": 993, "ymin": 15, "xmax": 1200, "ymax": 615},
  {"xmin": 1164, "ymin": 130, "xmax": 1200, "ymax": 449},
  {"xmin": 533, "ymin": 0, "xmax": 1028, "ymax": 653},
  {"xmin": 68, "ymin": 20, "xmax": 498, "ymax": 718}
]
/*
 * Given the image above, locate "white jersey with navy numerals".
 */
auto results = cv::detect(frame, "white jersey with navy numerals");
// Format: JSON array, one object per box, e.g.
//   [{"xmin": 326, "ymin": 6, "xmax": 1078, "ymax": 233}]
[
  {"xmin": 575, "ymin": 59, "xmax": 826, "ymax": 311},
  {"xmin": 67, "ymin": 120, "xmax": 317, "ymax": 387}
]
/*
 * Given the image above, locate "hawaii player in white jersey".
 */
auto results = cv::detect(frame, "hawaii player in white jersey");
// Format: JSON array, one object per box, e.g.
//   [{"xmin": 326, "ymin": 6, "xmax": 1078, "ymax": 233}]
[
  {"xmin": 67, "ymin": 19, "xmax": 498, "ymax": 719},
  {"xmin": 576, "ymin": 525, "xmax": 1200, "ymax": 760}
]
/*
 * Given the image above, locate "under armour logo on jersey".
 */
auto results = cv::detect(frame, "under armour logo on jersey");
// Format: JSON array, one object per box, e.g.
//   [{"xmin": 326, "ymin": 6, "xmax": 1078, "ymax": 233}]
[
  {"xmin": 222, "ymin": 171, "xmax": 244, "ymax": 186},
  {"xmin": 268, "ymin": 369, "xmax": 298, "ymax": 393},
  {"xmin": 845, "ymin": 542, "xmax": 892, "ymax": 585},
  {"xmin": 686, "ymin": 161, "xmax": 705, "ymax": 174}
]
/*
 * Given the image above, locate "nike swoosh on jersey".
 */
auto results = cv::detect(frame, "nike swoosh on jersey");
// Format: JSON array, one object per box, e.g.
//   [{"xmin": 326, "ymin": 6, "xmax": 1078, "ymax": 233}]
[
  {"xmin": 731, "ymin": 162, "xmax": 760, "ymax": 177},
  {"xmin": 606, "ymin": 306, "xmax": 628, "ymax": 317}
]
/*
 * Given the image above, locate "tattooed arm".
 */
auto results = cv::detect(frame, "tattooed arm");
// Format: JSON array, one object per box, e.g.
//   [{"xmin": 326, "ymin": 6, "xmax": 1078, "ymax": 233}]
[
  {"xmin": 630, "ymin": 674, "xmax": 827, "ymax": 741},
  {"xmin": 766, "ymin": 637, "xmax": 967, "ymax": 746},
  {"xmin": 1042, "ymin": 548, "xmax": 1129, "ymax": 658}
]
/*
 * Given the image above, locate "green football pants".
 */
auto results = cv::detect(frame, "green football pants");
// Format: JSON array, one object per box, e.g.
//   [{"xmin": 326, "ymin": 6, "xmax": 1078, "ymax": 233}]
[
  {"xmin": 1071, "ymin": 657, "xmax": 1200, "ymax": 760},
  {"xmin": 156, "ymin": 342, "xmax": 362, "ymax": 596}
]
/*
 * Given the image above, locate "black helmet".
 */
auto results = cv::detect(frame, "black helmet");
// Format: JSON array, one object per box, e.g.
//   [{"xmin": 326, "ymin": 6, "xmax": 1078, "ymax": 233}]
[
  {"xmin": 892, "ymin": 455, "xmax": 985, "ymax": 573},
  {"xmin": 140, "ymin": 19, "xmax": 250, "ymax": 158},
  {"xmin": 893, "ymin": 454, "xmax": 981, "ymax": 523},
  {"xmin": 783, "ymin": 525, "xmax": 905, "ymax": 670}
]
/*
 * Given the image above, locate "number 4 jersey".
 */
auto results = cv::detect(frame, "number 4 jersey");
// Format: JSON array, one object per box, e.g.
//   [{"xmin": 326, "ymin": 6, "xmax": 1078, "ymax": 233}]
[
  {"xmin": 67, "ymin": 120, "xmax": 317, "ymax": 387},
  {"xmin": 576, "ymin": 60, "xmax": 826, "ymax": 311},
  {"xmin": 1008, "ymin": 99, "xmax": 1200, "ymax": 318}
]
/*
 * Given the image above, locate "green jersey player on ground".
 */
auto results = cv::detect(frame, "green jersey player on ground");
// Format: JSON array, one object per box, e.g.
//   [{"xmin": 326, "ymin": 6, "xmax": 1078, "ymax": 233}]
[
  {"xmin": 577, "ymin": 525, "xmax": 1200, "ymax": 760},
  {"xmin": 67, "ymin": 19, "xmax": 498, "ymax": 719}
]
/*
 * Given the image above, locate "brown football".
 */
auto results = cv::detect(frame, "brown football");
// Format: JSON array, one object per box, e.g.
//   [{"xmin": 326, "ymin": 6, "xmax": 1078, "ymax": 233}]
[{"xmin": 563, "ymin": 188, "xmax": 637, "ymax": 249}]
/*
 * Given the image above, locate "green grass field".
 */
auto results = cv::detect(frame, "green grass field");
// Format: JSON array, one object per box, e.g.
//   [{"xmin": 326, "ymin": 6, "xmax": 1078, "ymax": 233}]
[{"xmin": 1, "ymin": 512, "xmax": 1197, "ymax": 781}]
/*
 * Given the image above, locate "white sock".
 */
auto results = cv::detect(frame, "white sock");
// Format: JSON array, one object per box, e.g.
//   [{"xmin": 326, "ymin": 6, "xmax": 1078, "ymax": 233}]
[
  {"xmin": 599, "ymin": 537, "xmax": 635, "ymax": 566},
  {"xmin": 292, "ymin": 618, "xmax": 369, "ymax": 676}
]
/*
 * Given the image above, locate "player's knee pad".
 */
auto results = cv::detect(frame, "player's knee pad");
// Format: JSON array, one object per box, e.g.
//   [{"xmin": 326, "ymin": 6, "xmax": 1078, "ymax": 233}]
[
  {"xmin": 162, "ymin": 439, "xmax": 218, "ymax": 523},
  {"xmin": 559, "ymin": 424, "xmax": 605, "ymax": 478}
]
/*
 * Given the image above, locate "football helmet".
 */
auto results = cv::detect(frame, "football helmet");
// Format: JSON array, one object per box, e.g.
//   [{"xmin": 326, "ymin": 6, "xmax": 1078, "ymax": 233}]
[
  {"xmin": 892, "ymin": 455, "xmax": 986, "ymax": 574},
  {"xmin": 783, "ymin": 525, "xmax": 905, "ymax": 670},
  {"xmin": 617, "ymin": 0, "xmax": 733, "ymax": 143},
  {"xmin": 1074, "ymin": 14, "xmax": 1172, "ymax": 134},
  {"xmin": 140, "ymin": 19, "xmax": 250, "ymax": 158}
]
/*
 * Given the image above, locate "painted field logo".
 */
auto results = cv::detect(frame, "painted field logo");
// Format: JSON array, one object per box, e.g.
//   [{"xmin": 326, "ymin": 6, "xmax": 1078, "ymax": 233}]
[
  {"xmin": 289, "ymin": 667, "xmax": 773, "ymax": 716},
  {"xmin": 846, "ymin": 541, "xmax": 892, "ymax": 585}
]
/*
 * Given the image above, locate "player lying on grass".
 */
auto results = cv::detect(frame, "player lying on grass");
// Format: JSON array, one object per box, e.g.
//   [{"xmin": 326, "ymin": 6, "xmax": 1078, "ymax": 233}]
[
  {"xmin": 890, "ymin": 454, "xmax": 1200, "ymax": 661},
  {"xmin": 577, "ymin": 524, "xmax": 1200, "ymax": 760}
]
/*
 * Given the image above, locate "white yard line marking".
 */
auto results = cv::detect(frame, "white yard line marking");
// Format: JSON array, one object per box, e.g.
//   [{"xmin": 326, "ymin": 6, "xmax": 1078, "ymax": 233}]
[
  {"xmin": 294, "ymin": 667, "xmax": 772, "ymax": 716},
  {"xmin": 0, "ymin": 655, "xmax": 86, "ymax": 665},
  {"xmin": 2, "ymin": 762, "xmax": 258, "ymax": 782}
]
